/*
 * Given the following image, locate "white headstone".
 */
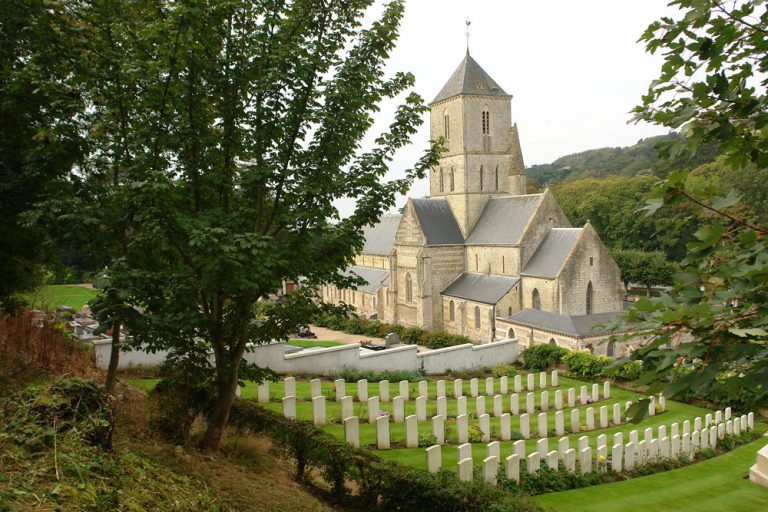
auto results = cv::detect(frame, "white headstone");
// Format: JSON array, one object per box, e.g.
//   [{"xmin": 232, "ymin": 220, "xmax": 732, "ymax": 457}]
[
  {"xmin": 671, "ymin": 422, "xmax": 679, "ymax": 439},
  {"xmin": 537, "ymin": 438, "xmax": 549, "ymax": 456},
  {"xmin": 578, "ymin": 435, "xmax": 589, "ymax": 453},
  {"xmin": 591, "ymin": 383, "xmax": 599, "ymax": 402},
  {"xmin": 559, "ymin": 436, "xmax": 570, "ymax": 454},
  {"xmin": 571, "ymin": 408, "xmax": 580, "ymax": 433},
  {"xmin": 457, "ymin": 414, "xmax": 469, "ymax": 444},
  {"xmin": 709, "ymin": 425, "xmax": 717, "ymax": 448},
  {"xmin": 458, "ymin": 458, "xmax": 473, "ymax": 481},
  {"xmin": 586, "ymin": 407, "xmax": 595, "ymax": 431},
  {"xmin": 379, "ymin": 380, "xmax": 390, "ymax": 402},
  {"xmin": 597, "ymin": 445, "xmax": 608, "ymax": 473},
  {"xmin": 527, "ymin": 373, "xmax": 535, "ymax": 391},
  {"xmin": 694, "ymin": 417, "xmax": 702, "ymax": 433},
  {"xmin": 479, "ymin": 413, "xmax": 491, "ymax": 442},
  {"xmin": 257, "ymin": 381, "xmax": 270, "ymax": 403},
  {"xmin": 625, "ymin": 441, "xmax": 636, "ymax": 470},
  {"xmin": 539, "ymin": 372, "xmax": 547, "ymax": 389},
  {"xmin": 748, "ymin": 412, "xmax": 754, "ymax": 429},
  {"xmin": 310, "ymin": 378, "xmax": 322, "ymax": 399},
  {"xmin": 644, "ymin": 427, "xmax": 653, "ymax": 443},
  {"xmin": 487, "ymin": 440, "xmax": 501, "ymax": 460},
  {"xmin": 376, "ymin": 416, "xmax": 390, "ymax": 449},
  {"xmin": 579, "ymin": 447, "xmax": 592, "ymax": 474},
  {"xmin": 671, "ymin": 434, "xmax": 680, "ymax": 458},
  {"xmin": 405, "ymin": 415, "xmax": 418, "ymax": 448},
  {"xmin": 580, "ymin": 386, "xmax": 588, "ymax": 405},
  {"xmin": 649, "ymin": 438, "xmax": 659, "ymax": 461},
  {"xmin": 426, "ymin": 445, "xmax": 441, "ymax": 473},
  {"xmin": 629, "ymin": 429, "xmax": 639, "ymax": 445},
  {"xmin": 399, "ymin": 380, "xmax": 409, "ymax": 401},
  {"xmin": 725, "ymin": 406, "xmax": 732, "ymax": 421},
  {"xmin": 547, "ymin": 450, "xmax": 559, "ymax": 470},
  {"xmin": 510, "ymin": 393, "xmax": 520, "ymax": 415},
  {"xmin": 528, "ymin": 451, "xmax": 540, "ymax": 473},
  {"xmin": 513, "ymin": 439, "xmax": 525, "ymax": 459},
  {"xmin": 437, "ymin": 396, "xmax": 447, "ymax": 418},
  {"xmin": 341, "ymin": 395, "xmax": 354, "ymax": 419},
  {"xmin": 500, "ymin": 413, "xmax": 511, "ymax": 441},
  {"xmin": 476, "ymin": 395, "xmax": 486, "ymax": 417},
  {"xmin": 613, "ymin": 432, "xmax": 623, "ymax": 447},
  {"xmin": 637, "ymin": 440, "xmax": 647, "ymax": 465},
  {"xmin": 344, "ymin": 416, "xmax": 359, "ymax": 447},
  {"xmin": 493, "ymin": 394, "xmax": 503, "ymax": 417},
  {"xmin": 683, "ymin": 420, "xmax": 691, "ymax": 436},
  {"xmin": 555, "ymin": 410, "xmax": 565, "ymax": 436},
  {"xmin": 485, "ymin": 377, "xmax": 494, "ymax": 396},
  {"xmin": 613, "ymin": 402, "xmax": 622, "ymax": 425},
  {"xmin": 564, "ymin": 448, "xmax": 576, "ymax": 472},
  {"xmin": 741, "ymin": 414, "xmax": 748, "ymax": 432},
  {"xmin": 368, "ymin": 396, "xmax": 379, "ymax": 424},
  {"xmin": 538, "ymin": 412, "xmax": 548, "ymax": 439},
  {"xmin": 418, "ymin": 380, "xmax": 428, "ymax": 398},
  {"xmin": 458, "ymin": 442, "xmax": 472, "ymax": 462},
  {"xmin": 658, "ymin": 395, "xmax": 666, "ymax": 411},
  {"xmin": 457, "ymin": 395, "xmax": 467, "ymax": 417},
  {"xmin": 541, "ymin": 391, "xmax": 549, "ymax": 412},
  {"xmin": 454, "ymin": 379, "xmax": 463, "ymax": 398},
  {"xmin": 659, "ymin": 436, "xmax": 670, "ymax": 459},
  {"xmin": 692, "ymin": 430, "xmax": 700, "ymax": 452},
  {"xmin": 470, "ymin": 378, "xmax": 479, "ymax": 397},
  {"xmin": 436, "ymin": 379, "xmax": 445, "ymax": 398},
  {"xmin": 554, "ymin": 389, "xmax": 563, "ymax": 410},
  {"xmin": 500, "ymin": 376, "xmax": 509, "ymax": 394},
  {"xmin": 334, "ymin": 379, "xmax": 345, "ymax": 401},
  {"xmin": 284, "ymin": 377, "xmax": 296, "ymax": 398},
  {"xmin": 506, "ymin": 454, "xmax": 521, "ymax": 482},
  {"xmin": 415, "ymin": 395, "xmax": 427, "ymax": 422},
  {"xmin": 612, "ymin": 443, "xmax": 623, "ymax": 472},
  {"xmin": 393, "ymin": 396, "xmax": 405, "ymax": 423},
  {"xmin": 648, "ymin": 398, "xmax": 656, "ymax": 417},
  {"xmin": 568, "ymin": 387, "xmax": 576, "ymax": 408},
  {"xmin": 520, "ymin": 413, "xmax": 531, "ymax": 439},
  {"xmin": 483, "ymin": 456, "xmax": 499, "ymax": 486},
  {"xmin": 551, "ymin": 370, "xmax": 559, "ymax": 387},
  {"xmin": 700, "ymin": 428, "xmax": 708, "ymax": 450},
  {"xmin": 705, "ymin": 413, "xmax": 713, "ymax": 427},
  {"xmin": 282, "ymin": 396, "xmax": 296, "ymax": 419},
  {"xmin": 603, "ymin": 380, "xmax": 610, "ymax": 399},
  {"xmin": 725, "ymin": 420, "xmax": 733, "ymax": 436},
  {"xmin": 600, "ymin": 406, "xmax": 609, "ymax": 428},
  {"xmin": 715, "ymin": 410, "xmax": 722, "ymax": 423},
  {"xmin": 433, "ymin": 414, "xmax": 445, "ymax": 445},
  {"xmin": 514, "ymin": 374, "xmax": 522, "ymax": 393},
  {"xmin": 312, "ymin": 396, "xmax": 326, "ymax": 425},
  {"xmin": 596, "ymin": 434, "xmax": 607, "ymax": 449},
  {"xmin": 658, "ymin": 425, "xmax": 667, "ymax": 440},
  {"xmin": 526, "ymin": 392, "xmax": 535, "ymax": 414}
]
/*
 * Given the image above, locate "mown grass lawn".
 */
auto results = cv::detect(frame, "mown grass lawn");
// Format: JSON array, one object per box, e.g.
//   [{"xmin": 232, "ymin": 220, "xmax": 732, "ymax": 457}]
[
  {"xmin": 533, "ymin": 436, "xmax": 768, "ymax": 512},
  {"xmin": 22, "ymin": 284, "xmax": 97, "ymax": 310},
  {"xmin": 286, "ymin": 340, "xmax": 346, "ymax": 348}
]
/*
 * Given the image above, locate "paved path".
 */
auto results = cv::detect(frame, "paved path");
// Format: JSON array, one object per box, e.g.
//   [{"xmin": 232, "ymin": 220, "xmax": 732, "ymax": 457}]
[{"xmin": 308, "ymin": 325, "xmax": 385, "ymax": 346}]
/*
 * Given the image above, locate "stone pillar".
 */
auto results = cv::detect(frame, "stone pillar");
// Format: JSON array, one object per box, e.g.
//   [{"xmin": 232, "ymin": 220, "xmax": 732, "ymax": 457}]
[
  {"xmin": 357, "ymin": 379, "xmax": 368, "ymax": 402},
  {"xmin": 510, "ymin": 394, "xmax": 520, "ymax": 415},
  {"xmin": 454, "ymin": 379, "xmax": 463, "ymax": 398},
  {"xmin": 526, "ymin": 392, "xmax": 535, "ymax": 414},
  {"xmin": 257, "ymin": 381, "xmax": 270, "ymax": 403},
  {"xmin": 476, "ymin": 395, "xmax": 486, "ymax": 417},
  {"xmin": 432, "ymin": 414, "xmax": 445, "ymax": 445},
  {"xmin": 312, "ymin": 396, "xmax": 326, "ymax": 426},
  {"xmin": 591, "ymin": 383, "xmax": 599, "ymax": 402},
  {"xmin": 457, "ymin": 414, "xmax": 469, "ymax": 444},
  {"xmin": 586, "ymin": 407, "xmax": 595, "ymax": 431},
  {"xmin": 379, "ymin": 380, "xmax": 390, "ymax": 402},
  {"xmin": 555, "ymin": 411, "xmax": 565, "ymax": 436},
  {"xmin": 506, "ymin": 453, "xmax": 520, "ymax": 483},
  {"xmin": 344, "ymin": 416, "xmax": 359, "ymax": 447},
  {"xmin": 571, "ymin": 409, "xmax": 580, "ymax": 433},
  {"xmin": 514, "ymin": 374, "xmax": 522, "ymax": 393},
  {"xmin": 436, "ymin": 379, "xmax": 445, "ymax": 398},
  {"xmin": 399, "ymin": 380, "xmax": 409, "ymax": 401},
  {"xmin": 437, "ymin": 396, "xmax": 447, "ymax": 418},
  {"xmin": 393, "ymin": 396, "xmax": 405, "ymax": 423},
  {"xmin": 479, "ymin": 414, "xmax": 491, "ymax": 442},
  {"xmin": 426, "ymin": 445, "xmax": 441, "ymax": 473},
  {"xmin": 483, "ymin": 456, "xmax": 499, "ymax": 486},
  {"xmin": 554, "ymin": 390, "xmax": 563, "ymax": 410},
  {"xmin": 405, "ymin": 415, "xmax": 418, "ymax": 448},
  {"xmin": 470, "ymin": 378, "xmax": 479, "ymax": 397},
  {"xmin": 580, "ymin": 386, "xmax": 588, "ymax": 405},
  {"xmin": 500, "ymin": 413, "xmax": 511, "ymax": 441},
  {"xmin": 564, "ymin": 448, "xmax": 576, "ymax": 472},
  {"xmin": 500, "ymin": 376, "xmax": 509, "ymax": 394},
  {"xmin": 458, "ymin": 458, "xmax": 473, "ymax": 481},
  {"xmin": 418, "ymin": 380, "xmax": 428, "ymax": 398},
  {"xmin": 335, "ymin": 379, "xmax": 345, "ymax": 401},
  {"xmin": 457, "ymin": 395, "xmax": 467, "ymax": 417},
  {"xmin": 539, "ymin": 372, "xmax": 547, "ymax": 389},
  {"xmin": 541, "ymin": 391, "xmax": 549, "ymax": 412},
  {"xmin": 368, "ymin": 396, "xmax": 379, "ymax": 424},
  {"xmin": 538, "ymin": 412, "xmax": 548, "ymax": 439},
  {"xmin": 376, "ymin": 416, "xmax": 390, "ymax": 449},
  {"xmin": 485, "ymin": 377, "xmax": 494, "ymax": 396},
  {"xmin": 612, "ymin": 444, "xmax": 623, "ymax": 472},
  {"xmin": 284, "ymin": 377, "xmax": 296, "ymax": 398},
  {"xmin": 310, "ymin": 378, "xmax": 322, "ymax": 400},
  {"xmin": 527, "ymin": 373, "xmax": 535, "ymax": 391},
  {"xmin": 579, "ymin": 447, "xmax": 592, "ymax": 474},
  {"xmin": 520, "ymin": 413, "xmax": 530, "ymax": 439},
  {"xmin": 493, "ymin": 395, "xmax": 503, "ymax": 417},
  {"xmin": 415, "ymin": 396, "xmax": 427, "ymax": 422},
  {"xmin": 568, "ymin": 388, "xmax": 576, "ymax": 408},
  {"xmin": 528, "ymin": 452, "xmax": 540, "ymax": 473},
  {"xmin": 551, "ymin": 370, "xmax": 559, "ymax": 387},
  {"xmin": 282, "ymin": 396, "xmax": 296, "ymax": 419},
  {"xmin": 600, "ymin": 406, "xmax": 609, "ymax": 429}
]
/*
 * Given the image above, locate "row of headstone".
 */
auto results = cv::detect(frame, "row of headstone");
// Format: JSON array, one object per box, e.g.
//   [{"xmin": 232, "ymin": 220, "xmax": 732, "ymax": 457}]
[{"xmin": 259, "ymin": 371, "xmax": 566, "ymax": 404}]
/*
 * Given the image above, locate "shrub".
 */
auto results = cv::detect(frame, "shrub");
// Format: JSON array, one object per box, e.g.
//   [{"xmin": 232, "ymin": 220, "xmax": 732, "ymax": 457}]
[
  {"xmin": 520, "ymin": 344, "xmax": 568, "ymax": 370},
  {"xmin": 467, "ymin": 425, "xmax": 484, "ymax": 443},
  {"xmin": 331, "ymin": 367, "xmax": 425, "ymax": 383},
  {"xmin": 607, "ymin": 360, "xmax": 643, "ymax": 381},
  {"xmin": 448, "ymin": 367, "xmax": 492, "ymax": 379},
  {"xmin": 419, "ymin": 330, "xmax": 433, "ymax": 346},
  {"xmin": 491, "ymin": 363, "xmax": 518, "ymax": 378},
  {"xmin": 418, "ymin": 433, "xmax": 438, "ymax": 448},
  {"xmin": 563, "ymin": 351, "xmax": 611, "ymax": 380},
  {"xmin": 427, "ymin": 331, "xmax": 471, "ymax": 349},
  {"xmin": 344, "ymin": 316, "xmax": 368, "ymax": 335},
  {"xmin": 401, "ymin": 326, "xmax": 427, "ymax": 345}
]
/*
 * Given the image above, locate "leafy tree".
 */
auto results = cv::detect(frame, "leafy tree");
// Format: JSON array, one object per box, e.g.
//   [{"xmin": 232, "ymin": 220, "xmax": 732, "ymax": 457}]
[
  {"xmin": 80, "ymin": 0, "xmax": 440, "ymax": 451},
  {"xmin": 620, "ymin": 0, "xmax": 768, "ymax": 412}
]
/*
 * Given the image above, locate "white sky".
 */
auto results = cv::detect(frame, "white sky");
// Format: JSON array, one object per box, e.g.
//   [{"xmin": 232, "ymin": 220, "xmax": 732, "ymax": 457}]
[{"xmin": 338, "ymin": 0, "xmax": 680, "ymax": 217}]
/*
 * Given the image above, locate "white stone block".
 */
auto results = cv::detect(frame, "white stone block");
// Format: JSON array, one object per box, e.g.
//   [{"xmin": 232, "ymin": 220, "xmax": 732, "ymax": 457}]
[
  {"xmin": 558, "ymin": 436, "xmax": 570, "ymax": 454},
  {"xmin": 367, "ymin": 396, "xmax": 379, "ymax": 424},
  {"xmin": 493, "ymin": 394, "xmax": 503, "ymax": 417},
  {"xmin": 526, "ymin": 392, "xmax": 535, "ymax": 414},
  {"xmin": 426, "ymin": 445, "xmax": 441, "ymax": 473},
  {"xmin": 692, "ymin": 430, "xmax": 700, "ymax": 452},
  {"xmin": 568, "ymin": 387, "xmax": 576, "ymax": 408},
  {"xmin": 705, "ymin": 413, "xmax": 713, "ymax": 427},
  {"xmin": 659, "ymin": 436, "xmax": 670, "ymax": 459},
  {"xmin": 748, "ymin": 412, "xmax": 754, "ymax": 429},
  {"xmin": 644, "ymin": 427, "xmax": 653, "ymax": 443},
  {"xmin": 555, "ymin": 410, "xmax": 565, "ymax": 436},
  {"xmin": 416, "ymin": 396, "xmax": 427, "ymax": 422},
  {"xmin": 551, "ymin": 370, "xmax": 559, "ymax": 387},
  {"xmin": 510, "ymin": 393, "xmax": 519, "ymax": 415},
  {"xmin": 658, "ymin": 425, "xmax": 667, "ymax": 440},
  {"xmin": 637, "ymin": 440, "xmax": 647, "ymax": 465},
  {"xmin": 541, "ymin": 391, "xmax": 549, "ymax": 412},
  {"xmin": 436, "ymin": 379, "xmax": 445, "ymax": 398},
  {"xmin": 310, "ymin": 378, "xmax": 322, "ymax": 399},
  {"xmin": 600, "ymin": 406, "xmax": 608, "ymax": 429},
  {"xmin": 405, "ymin": 415, "xmax": 418, "ymax": 448},
  {"xmin": 527, "ymin": 373, "xmax": 535, "ymax": 391},
  {"xmin": 341, "ymin": 395, "xmax": 353, "ymax": 420},
  {"xmin": 726, "ymin": 419, "xmax": 733, "ymax": 435},
  {"xmin": 718, "ymin": 422, "xmax": 725, "ymax": 440},
  {"xmin": 379, "ymin": 380, "xmax": 390, "ymax": 402},
  {"xmin": 715, "ymin": 410, "xmax": 722, "ymax": 423},
  {"xmin": 671, "ymin": 423, "xmax": 679, "ymax": 439},
  {"xmin": 418, "ymin": 380, "xmax": 428, "ymax": 398},
  {"xmin": 554, "ymin": 390, "xmax": 563, "ymax": 410},
  {"xmin": 520, "ymin": 413, "xmax": 530, "ymax": 439},
  {"xmin": 683, "ymin": 420, "xmax": 691, "ymax": 436},
  {"xmin": 528, "ymin": 452, "xmax": 540, "ymax": 473},
  {"xmin": 458, "ymin": 458, "xmax": 473, "ymax": 481},
  {"xmin": 629, "ymin": 429, "xmax": 639, "ymax": 445},
  {"xmin": 334, "ymin": 379, "xmax": 345, "ymax": 401},
  {"xmin": 470, "ymin": 378, "xmax": 479, "ymax": 397},
  {"xmin": 514, "ymin": 374, "xmax": 522, "ymax": 393},
  {"xmin": 671, "ymin": 435, "xmax": 680, "ymax": 458},
  {"xmin": 625, "ymin": 441, "xmax": 636, "ymax": 470},
  {"xmin": 537, "ymin": 438, "xmax": 549, "ymax": 457},
  {"xmin": 700, "ymin": 428, "xmax": 709, "ymax": 450},
  {"xmin": 312, "ymin": 396, "xmax": 326, "ymax": 426},
  {"xmin": 399, "ymin": 380, "xmax": 409, "ymax": 401},
  {"xmin": 457, "ymin": 395, "xmax": 467, "ymax": 417},
  {"xmin": 649, "ymin": 438, "xmax": 659, "ymax": 461},
  {"xmin": 694, "ymin": 417, "xmax": 702, "ymax": 432},
  {"xmin": 437, "ymin": 396, "xmax": 447, "ymax": 418},
  {"xmin": 344, "ymin": 416, "xmax": 359, "ymax": 447},
  {"xmin": 597, "ymin": 445, "xmax": 608, "ymax": 473},
  {"xmin": 710, "ymin": 425, "xmax": 717, "ymax": 448},
  {"xmin": 376, "ymin": 415, "xmax": 390, "ymax": 449},
  {"xmin": 479, "ymin": 413, "xmax": 491, "ymax": 442},
  {"xmin": 458, "ymin": 442, "xmax": 472, "ymax": 462},
  {"xmin": 547, "ymin": 450, "xmax": 559, "ymax": 470},
  {"xmin": 596, "ymin": 434, "xmax": 607, "ymax": 449},
  {"xmin": 725, "ymin": 406, "xmax": 732, "ymax": 420},
  {"xmin": 741, "ymin": 414, "xmax": 748, "ymax": 432},
  {"xmin": 571, "ymin": 409, "xmax": 580, "ymax": 433},
  {"xmin": 454, "ymin": 378, "xmax": 463, "ymax": 398},
  {"xmin": 513, "ymin": 439, "xmax": 526, "ymax": 459},
  {"xmin": 564, "ymin": 448, "xmax": 576, "ymax": 472},
  {"xmin": 485, "ymin": 377, "xmax": 494, "ymax": 396},
  {"xmin": 538, "ymin": 412, "xmax": 548, "ymax": 439},
  {"xmin": 283, "ymin": 377, "xmax": 296, "ymax": 398},
  {"xmin": 540, "ymin": 372, "xmax": 547, "ymax": 389},
  {"xmin": 282, "ymin": 396, "xmax": 296, "ymax": 419},
  {"xmin": 578, "ymin": 435, "xmax": 589, "ymax": 453},
  {"xmin": 457, "ymin": 415, "xmax": 469, "ymax": 444},
  {"xmin": 357, "ymin": 379, "xmax": 368, "ymax": 402},
  {"xmin": 613, "ymin": 432, "xmax": 623, "ymax": 447},
  {"xmin": 580, "ymin": 386, "xmax": 588, "ymax": 405},
  {"xmin": 580, "ymin": 447, "xmax": 592, "ymax": 474},
  {"xmin": 586, "ymin": 407, "xmax": 595, "ymax": 431},
  {"xmin": 483, "ymin": 456, "xmax": 499, "ymax": 485},
  {"xmin": 506, "ymin": 454, "xmax": 520, "ymax": 482},
  {"xmin": 487, "ymin": 440, "xmax": 500, "ymax": 460},
  {"xmin": 393, "ymin": 395, "xmax": 405, "ymax": 423},
  {"xmin": 433, "ymin": 414, "xmax": 445, "ymax": 444},
  {"xmin": 591, "ymin": 383, "xmax": 599, "ymax": 402},
  {"xmin": 476, "ymin": 395, "xmax": 486, "ymax": 417},
  {"xmin": 257, "ymin": 381, "xmax": 270, "ymax": 403},
  {"xmin": 500, "ymin": 413, "xmax": 511, "ymax": 441},
  {"xmin": 613, "ymin": 403, "xmax": 622, "ymax": 425},
  {"xmin": 500, "ymin": 376, "xmax": 508, "ymax": 395},
  {"xmin": 603, "ymin": 381, "xmax": 610, "ymax": 399}
]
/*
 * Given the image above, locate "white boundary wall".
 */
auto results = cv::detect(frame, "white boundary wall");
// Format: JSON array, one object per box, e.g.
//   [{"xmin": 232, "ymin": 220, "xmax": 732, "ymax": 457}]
[{"xmin": 92, "ymin": 338, "xmax": 519, "ymax": 375}]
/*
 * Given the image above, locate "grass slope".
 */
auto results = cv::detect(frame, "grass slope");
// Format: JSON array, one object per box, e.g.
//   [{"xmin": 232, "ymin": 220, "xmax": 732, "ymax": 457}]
[
  {"xmin": 533, "ymin": 437, "xmax": 768, "ymax": 512},
  {"xmin": 23, "ymin": 284, "xmax": 97, "ymax": 310},
  {"xmin": 286, "ymin": 340, "xmax": 345, "ymax": 348}
]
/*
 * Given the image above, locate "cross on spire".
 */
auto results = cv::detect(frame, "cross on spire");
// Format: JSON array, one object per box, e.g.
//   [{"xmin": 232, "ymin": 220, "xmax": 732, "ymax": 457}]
[{"xmin": 465, "ymin": 19, "xmax": 471, "ymax": 53}]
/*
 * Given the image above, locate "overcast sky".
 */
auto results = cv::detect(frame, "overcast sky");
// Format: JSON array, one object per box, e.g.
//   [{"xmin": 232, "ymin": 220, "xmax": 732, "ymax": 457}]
[{"xmin": 338, "ymin": 0, "xmax": 680, "ymax": 217}]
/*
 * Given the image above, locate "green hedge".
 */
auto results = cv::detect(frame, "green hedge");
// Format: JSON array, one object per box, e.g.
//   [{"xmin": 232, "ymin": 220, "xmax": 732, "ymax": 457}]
[
  {"xmin": 562, "ymin": 351, "xmax": 612, "ymax": 380},
  {"xmin": 520, "ymin": 344, "xmax": 568, "ymax": 370},
  {"xmin": 314, "ymin": 312, "xmax": 471, "ymax": 350},
  {"xmin": 230, "ymin": 401, "xmax": 541, "ymax": 511}
]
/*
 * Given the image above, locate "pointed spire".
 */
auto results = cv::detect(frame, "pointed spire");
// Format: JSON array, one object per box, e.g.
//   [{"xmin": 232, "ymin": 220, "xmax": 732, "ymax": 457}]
[{"xmin": 430, "ymin": 53, "xmax": 510, "ymax": 105}]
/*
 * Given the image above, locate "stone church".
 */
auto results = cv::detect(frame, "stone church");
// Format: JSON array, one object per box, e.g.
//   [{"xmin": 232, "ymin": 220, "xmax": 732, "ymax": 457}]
[{"xmin": 321, "ymin": 52, "xmax": 625, "ymax": 351}]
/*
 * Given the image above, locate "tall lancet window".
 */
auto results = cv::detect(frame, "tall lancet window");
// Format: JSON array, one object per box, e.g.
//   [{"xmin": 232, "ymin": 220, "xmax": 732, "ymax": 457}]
[
  {"xmin": 450, "ymin": 168, "xmax": 455, "ymax": 191},
  {"xmin": 444, "ymin": 114, "xmax": 450, "ymax": 139},
  {"xmin": 482, "ymin": 110, "xmax": 490, "ymax": 134},
  {"xmin": 479, "ymin": 165, "xmax": 484, "ymax": 191},
  {"xmin": 439, "ymin": 168, "xmax": 444, "ymax": 192},
  {"xmin": 586, "ymin": 282, "xmax": 594, "ymax": 315},
  {"xmin": 495, "ymin": 165, "xmax": 499, "ymax": 190}
]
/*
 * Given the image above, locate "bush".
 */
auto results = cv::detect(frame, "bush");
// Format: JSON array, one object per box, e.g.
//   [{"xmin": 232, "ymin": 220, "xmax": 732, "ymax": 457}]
[
  {"xmin": 491, "ymin": 363, "xmax": 518, "ymax": 378},
  {"xmin": 401, "ymin": 326, "xmax": 427, "ymax": 345},
  {"xmin": 467, "ymin": 425, "xmax": 484, "ymax": 443},
  {"xmin": 418, "ymin": 433, "xmax": 438, "ymax": 448},
  {"xmin": 563, "ymin": 351, "xmax": 611, "ymax": 380},
  {"xmin": 607, "ymin": 360, "xmax": 643, "ymax": 381},
  {"xmin": 520, "ymin": 344, "xmax": 568, "ymax": 370},
  {"xmin": 427, "ymin": 331, "xmax": 471, "ymax": 349},
  {"xmin": 331, "ymin": 367, "xmax": 425, "ymax": 383}
]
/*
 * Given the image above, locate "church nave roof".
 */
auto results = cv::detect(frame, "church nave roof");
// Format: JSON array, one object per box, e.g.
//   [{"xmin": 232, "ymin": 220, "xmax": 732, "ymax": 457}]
[
  {"xmin": 521, "ymin": 228, "xmax": 582, "ymax": 278},
  {"xmin": 442, "ymin": 272, "xmax": 520, "ymax": 305}
]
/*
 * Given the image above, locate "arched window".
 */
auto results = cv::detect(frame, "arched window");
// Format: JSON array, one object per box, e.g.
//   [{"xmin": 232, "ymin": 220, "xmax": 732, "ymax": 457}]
[
  {"xmin": 444, "ymin": 113, "xmax": 450, "ymax": 139},
  {"xmin": 495, "ymin": 165, "xmax": 499, "ymax": 190},
  {"xmin": 586, "ymin": 282, "xmax": 594, "ymax": 315},
  {"xmin": 450, "ymin": 168, "xmax": 455, "ymax": 191},
  {"xmin": 507, "ymin": 307, "xmax": 512, "ymax": 316},
  {"xmin": 607, "ymin": 340, "xmax": 616, "ymax": 358},
  {"xmin": 405, "ymin": 273, "xmax": 413, "ymax": 302},
  {"xmin": 475, "ymin": 254, "xmax": 479, "ymax": 271},
  {"xmin": 549, "ymin": 338, "xmax": 557, "ymax": 346},
  {"xmin": 449, "ymin": 301, "xmax": 455, "ymax": 321},
  {"xmin": 479, "ymin": 165, "xmax": 484, "ymax": 191},
  {"xmin": 474, "ymin": 306, "xmax": 481, "ymax": 328},
  {"xmin": 482, "ymin": 110, "xmax": 490, "ymax": 135},
  {"xmin": 508, "ymin": 328, "xmax": 515, "ymax": 339},
  {"xmin": 532, "ymin": 289, "xmax": 541, "ymax": 310},
  {"xmin": 439, "ymin": 168, "xmax": 444, "ymax": 192}
]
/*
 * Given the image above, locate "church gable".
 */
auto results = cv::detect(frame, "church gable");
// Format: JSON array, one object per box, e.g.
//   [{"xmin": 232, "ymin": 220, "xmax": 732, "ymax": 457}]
[
  {"xmin": 518, "ymin": 189, "xmax": 572, "ymax": 268},
  {"xmin": 394, "ymin": 200, "xmax": 426, "ymax": 246},
  {"xmin": 410, "ymin": 198, "xmax": 464, "ymax": 246},
  {"xmin": 465, "ymin": 194, "xmax": 542, "ymax": 246}
]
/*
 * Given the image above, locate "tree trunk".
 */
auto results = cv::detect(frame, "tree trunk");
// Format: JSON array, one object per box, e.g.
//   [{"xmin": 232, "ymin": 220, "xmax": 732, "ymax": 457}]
[
  {"xmin": 200, "ymin": 361, "xmax": 240, "ymax": 452},
  {"xmin": 646, "ymin": 284, "xmax": 652, "ymax": 297},
  {"xmin": 105, "ymin": 318, "xmax": 121, "ymax": 394}
]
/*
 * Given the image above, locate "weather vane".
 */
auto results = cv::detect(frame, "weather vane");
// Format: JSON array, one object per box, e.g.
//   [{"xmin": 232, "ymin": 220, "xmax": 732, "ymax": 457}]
[{"xmin": 465, "ymin": 19, "xmax": 471, "ymax": 52}]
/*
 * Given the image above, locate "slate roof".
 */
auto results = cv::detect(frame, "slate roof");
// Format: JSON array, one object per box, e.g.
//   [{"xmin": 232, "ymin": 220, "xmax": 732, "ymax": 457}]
[
  {"xmin": 341, "ymin": 265, "xmax": 390, "ymax": 294},
  {"xmin": 431, "ymin": 51, "xmax": 510, "ymax": 104},
  {"xmin": 521, "ymin": 228, "xmax": 582, "ymax": 278},
  {"xmin": 412, "ymin": 198, "xmax": 465, "ymax": 246},
  {"xmin": 442, "ymin": 272, "xmax": 520, "ymax": 304},
  {"xmin": 362, "ymin": 214, "xmax": 402, "ymax": 255},
  {"xmin": 501, "ymin": 309, "xmax": 625, "ymax": 338},
  {"xmin": 465, "ymin": 195, "xmax": 542, "ymax": 245}
]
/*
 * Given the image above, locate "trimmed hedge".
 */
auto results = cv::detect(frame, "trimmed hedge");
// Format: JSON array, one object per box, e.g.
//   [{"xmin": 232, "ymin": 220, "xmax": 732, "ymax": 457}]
[
  {"xmin": 562, "ymin": 351, "xmax": 611, "ymax": 380},
  {"xmin": 520, "ymin": 344, "xmax": 568, "ymax": 370},
  {"xmin": 230, "ymin": 401, "xmax": 541, "ymax": 511}
]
